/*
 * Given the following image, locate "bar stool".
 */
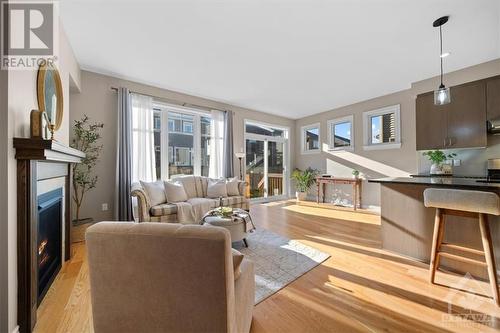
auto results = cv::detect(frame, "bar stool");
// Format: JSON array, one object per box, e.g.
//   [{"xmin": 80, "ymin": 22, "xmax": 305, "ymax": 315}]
[{"xmin": 423, "ymin": 188, "xmax": 500, "ymax": 306}]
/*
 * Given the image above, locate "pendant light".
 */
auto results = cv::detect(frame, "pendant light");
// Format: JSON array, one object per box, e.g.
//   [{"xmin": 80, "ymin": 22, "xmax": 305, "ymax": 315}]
[{"xmin": 433, "ymin": 16, "xmax": 451, "ymax": 105}]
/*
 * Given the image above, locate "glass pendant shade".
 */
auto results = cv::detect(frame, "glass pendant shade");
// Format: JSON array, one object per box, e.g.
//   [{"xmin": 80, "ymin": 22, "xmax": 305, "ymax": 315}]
[{"xmin": 434, "ymin": 86, "xmax": 451, "ymax": 105}]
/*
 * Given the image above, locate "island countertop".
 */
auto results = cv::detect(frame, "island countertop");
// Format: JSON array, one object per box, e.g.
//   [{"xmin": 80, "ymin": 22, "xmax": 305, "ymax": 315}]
[
  {"xmin": 368, "ymin": 176, "xmax": 500, "ymax": 189},
  {"xmin": 371, "ymin": 176, "xmax": 500, "ymax": 281}
]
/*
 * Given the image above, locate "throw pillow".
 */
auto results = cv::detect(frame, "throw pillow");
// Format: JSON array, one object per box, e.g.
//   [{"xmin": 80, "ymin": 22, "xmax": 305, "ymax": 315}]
[
  {"xmin": 207, "ymin": 178, "xmax": 228, "ymax": 198},
  {"xmin": 164, "ymin": 181, "xmax": 188, "ymax": 203},
  {"xmin": 231, "ymin": 248, "xmax": 244, "ymax": 280},
  {"xmin": 140, "ymin": 180, "xmax": 167, "ymax": 206},
  {"xmin": 226, "ymin": 178, "xmax": 240, "ymax": 196}
]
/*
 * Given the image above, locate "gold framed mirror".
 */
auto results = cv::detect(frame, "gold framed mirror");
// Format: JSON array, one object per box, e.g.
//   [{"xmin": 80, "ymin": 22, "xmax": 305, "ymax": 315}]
[{"xmin": 37, "ymin": 62, "xmax": 63, "ymax": 131}]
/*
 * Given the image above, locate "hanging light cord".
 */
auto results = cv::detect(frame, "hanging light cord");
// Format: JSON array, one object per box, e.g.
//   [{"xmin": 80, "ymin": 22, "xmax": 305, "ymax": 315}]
[{"xmin": 439, "ymin": 25, "xmax": 444, "ymax": 87}]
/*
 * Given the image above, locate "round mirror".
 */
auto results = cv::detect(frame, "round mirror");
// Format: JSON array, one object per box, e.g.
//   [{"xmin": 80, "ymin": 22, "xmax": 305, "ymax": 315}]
[{"xmin": 37, "ymin": 62, "xmax": 63, "ymax": 130}]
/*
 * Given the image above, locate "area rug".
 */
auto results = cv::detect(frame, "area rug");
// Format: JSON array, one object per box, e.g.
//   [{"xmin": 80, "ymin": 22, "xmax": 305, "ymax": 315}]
[{"xmin": 233, "ymin": 228, "xmax": 330, "ymax": 304}]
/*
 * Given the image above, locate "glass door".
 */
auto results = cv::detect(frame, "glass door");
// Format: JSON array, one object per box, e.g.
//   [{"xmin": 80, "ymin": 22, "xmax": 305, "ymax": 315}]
[
  {"xmin": 245, "ymin": 138, "xmax": 286, "ymax": 200},
  {"xmin": 267, "ymin": 141, "xmax": 284, "ymax": 197},
  {"xmin": 245, "ymin": 139, "xmax": 265, "ymax": 199}
]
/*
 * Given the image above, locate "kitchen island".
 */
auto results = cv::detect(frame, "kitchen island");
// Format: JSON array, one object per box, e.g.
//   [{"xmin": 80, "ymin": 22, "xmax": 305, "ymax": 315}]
[{"xmin": 369, "ymin": 177, "xmax": 500, "ymax": 280}]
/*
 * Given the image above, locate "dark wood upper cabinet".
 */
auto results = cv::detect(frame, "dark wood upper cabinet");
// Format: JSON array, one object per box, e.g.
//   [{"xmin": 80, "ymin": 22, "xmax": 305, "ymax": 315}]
[
  {"xmin": 487, "ymin": 77, "xmax": 500, "ymax": 120},
  {"xmin": 447, "ymin": 81, "xmax": 486, "ymax": 149},
  {"xmin": 416, "ymin": 92, "xmax": 448, "ymax": 150},
  {"xmin": 416, "ymin": 77, "xmax": 492, "ymax": 151}
]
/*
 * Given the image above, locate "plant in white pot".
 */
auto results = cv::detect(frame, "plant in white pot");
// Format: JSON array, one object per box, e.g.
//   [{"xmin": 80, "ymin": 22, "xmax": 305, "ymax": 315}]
[
  {"xmin": 292, "ymin": 168, "xmax": 319, "ymax": 201},
  {"xmin": 423, "ymin": 150, "xmax": 457, "ymax": 175}
]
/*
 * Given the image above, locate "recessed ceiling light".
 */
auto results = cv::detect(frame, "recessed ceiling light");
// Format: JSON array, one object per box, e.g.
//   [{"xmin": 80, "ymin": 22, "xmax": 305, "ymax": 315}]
[{"xmin": 440, "ymin": 52, "xmax": 451, "ymax": 58}]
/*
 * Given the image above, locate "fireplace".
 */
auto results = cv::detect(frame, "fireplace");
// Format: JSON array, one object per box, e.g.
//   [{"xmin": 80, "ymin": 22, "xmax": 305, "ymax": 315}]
[
  {"xmin": 37, "ymin": 188, "xmax": 63, "ymax": 304},
  {"xmin": 14, "ymin": 138, "xmax": 85, "ymax": 333}
]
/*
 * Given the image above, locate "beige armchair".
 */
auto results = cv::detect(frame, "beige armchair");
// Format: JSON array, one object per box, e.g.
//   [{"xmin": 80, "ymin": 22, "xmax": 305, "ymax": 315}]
[{"xmin": 86, "ymin": 222, "xmax": 255, "ymax": 333}]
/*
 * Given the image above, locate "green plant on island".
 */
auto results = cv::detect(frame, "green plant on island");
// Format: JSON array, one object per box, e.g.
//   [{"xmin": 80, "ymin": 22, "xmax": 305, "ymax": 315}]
[
  {"xmin": 352, "ymin": 169, "xmax": 360, "ymax": 178},
  {"xmin": 422, "ymin": 150, "xmax": 457, "ymax": 165},
  {"xmin": 71, "ymin": 115, "xmax": 104, "ymax": 224}
]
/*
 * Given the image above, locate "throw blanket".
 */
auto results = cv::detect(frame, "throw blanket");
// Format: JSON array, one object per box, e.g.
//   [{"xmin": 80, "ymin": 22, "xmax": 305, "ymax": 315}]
[{"xmin": 174, "ymin": 200, "xmax": 214, "ymax": 224}]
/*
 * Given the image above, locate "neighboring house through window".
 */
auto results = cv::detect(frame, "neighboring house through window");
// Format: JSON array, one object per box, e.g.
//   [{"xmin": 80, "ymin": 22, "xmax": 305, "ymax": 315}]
[
  {"xmin": 301, "ymin": 123, "xmax": 321, "ymax": 154},
  {"xmin": 363, "ymin": 104, "xmax": 401, "ymax": 150},
  {"xmin": 327, "ymin": 115, "xmax": 354, "ymax": 150}
]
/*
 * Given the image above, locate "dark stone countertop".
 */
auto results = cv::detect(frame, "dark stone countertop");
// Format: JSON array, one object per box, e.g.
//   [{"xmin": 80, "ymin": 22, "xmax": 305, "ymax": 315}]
[{"xmin": 368, "ymin": 177, "xmax": 500, "ymax": 189}]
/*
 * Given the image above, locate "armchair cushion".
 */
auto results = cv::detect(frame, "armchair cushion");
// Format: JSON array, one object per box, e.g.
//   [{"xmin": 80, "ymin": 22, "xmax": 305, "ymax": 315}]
[
  {"xmin": 231, "ymin": 248, "xmax": 244, "ymax": 280},
  {"xmin": 140, "ymin": 180, "xmax": 167, "ymax": 206}
]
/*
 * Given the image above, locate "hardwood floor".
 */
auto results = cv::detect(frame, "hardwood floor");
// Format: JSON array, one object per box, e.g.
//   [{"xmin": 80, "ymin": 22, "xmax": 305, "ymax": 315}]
[{"xmin": 35, "ymin": 201, "xmax": 500, "ymax": 333}]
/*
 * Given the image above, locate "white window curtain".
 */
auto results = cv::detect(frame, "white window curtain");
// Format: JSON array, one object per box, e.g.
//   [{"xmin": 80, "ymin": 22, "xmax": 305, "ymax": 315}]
[
  {"xmin": 209, "ymin": 110, "xmax": 225, "ymax": 179},
  {"xmin": 131, "ymin": 93, "xmax": 156, "ymax": 182}
]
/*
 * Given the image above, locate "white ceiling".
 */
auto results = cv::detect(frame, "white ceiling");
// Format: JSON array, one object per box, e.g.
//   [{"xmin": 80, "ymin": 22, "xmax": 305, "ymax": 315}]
[{"xmin": 61, "ymin": 0, "xmax": 500, "ymax": 119}]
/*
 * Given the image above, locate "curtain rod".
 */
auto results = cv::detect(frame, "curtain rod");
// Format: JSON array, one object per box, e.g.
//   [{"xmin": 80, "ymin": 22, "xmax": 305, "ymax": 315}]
[{"xmin": 110, "ymin": 86, "xmax": 233, "ymax": 114}]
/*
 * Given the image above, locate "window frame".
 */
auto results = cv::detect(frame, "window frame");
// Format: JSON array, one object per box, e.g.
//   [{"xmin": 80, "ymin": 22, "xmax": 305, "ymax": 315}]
[
  {"xmin": 362, "ymin": 104, "xmax": 401, "ymax": 151},
  {"xmin": 327, "ymin": 115, "xmax": 354, "ymax": 151},
  {"xmin": 301, "ymin": 123, "xmax": 321, "ymax": 154},
  {"xmin": 153, "ymin": 102, "xmax": 212, "ymax": 179}
]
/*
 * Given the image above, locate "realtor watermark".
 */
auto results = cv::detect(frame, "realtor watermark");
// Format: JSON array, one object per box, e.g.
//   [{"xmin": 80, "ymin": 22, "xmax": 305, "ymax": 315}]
[
  {"xmin": 442, "ymin": 272, "xmax": 494, "ymax": 329},
  {"xmin": 1, "ymin": 0, "xmax": 58, "ymax": 69}
]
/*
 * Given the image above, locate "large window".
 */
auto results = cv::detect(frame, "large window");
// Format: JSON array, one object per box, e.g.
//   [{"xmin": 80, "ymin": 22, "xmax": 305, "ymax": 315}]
[
  {"xmin": 328, "ymin": 115, "xmax": 353, "ymax": 150},
  {"xmin": 153, "ymin": 105, "xmax": 212, "ymax": 179},
  {"xmin": 363, "ymin": 104, "xmax": 401, "ymax": 150}
]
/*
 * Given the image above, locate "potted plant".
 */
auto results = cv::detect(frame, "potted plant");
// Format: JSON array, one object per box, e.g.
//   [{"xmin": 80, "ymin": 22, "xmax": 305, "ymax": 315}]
[
  {"xmin": 423, "ymin": 150, "xmax": 457, "ymax": 175},
  {"xmin": 71, "ymin": 115, "xmax": 104, "ymax": 225},
  {"xmin": 292, "ymin": 168, "xmax": 319, "ymax": 201},
  {"xmin": 352, "ymin": 169, "xmax": 360, "ymax": 179}
]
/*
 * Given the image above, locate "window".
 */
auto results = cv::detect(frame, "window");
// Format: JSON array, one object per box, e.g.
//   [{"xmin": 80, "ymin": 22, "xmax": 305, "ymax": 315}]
[
  {"xmin": 245, "ymin": 122, "xmax": 284, "ymax": 137},
  {"xmin": 363, "ymin": 104, "xmax": 401, "ymax": 150},
  {"xmin": 301, "ymin": 123, "xmax": 320, "ymax": 154},
  {"xmin": 183, "ymin": 121, "xmax": 193, "ymax": 133},
  {"xmin": 328, "ymin": 115, "xmax": 353, "ymax": 150},
  {"xmin": 153, "ymin": 104, "xmax": 212, "ymax": 179}
]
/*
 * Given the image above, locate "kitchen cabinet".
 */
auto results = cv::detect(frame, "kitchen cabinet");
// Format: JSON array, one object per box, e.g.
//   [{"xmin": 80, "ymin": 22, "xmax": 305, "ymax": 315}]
[
  {"xmin": 416, "ymin": 92, "xmax": 448, "ymax": 150},
  {"xmin": 487, "ymin": 77, "xmax": 500, "ymax": 120},
  {"xmin": 416, "ymin": 79, "xmax": 487, "ymax": 150}
]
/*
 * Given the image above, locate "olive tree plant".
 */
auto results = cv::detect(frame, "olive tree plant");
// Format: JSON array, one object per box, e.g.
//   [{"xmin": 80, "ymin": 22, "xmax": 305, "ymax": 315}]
[{"xmin": 71, "ymin": 115, "xmax": 104, "ymax": 223}]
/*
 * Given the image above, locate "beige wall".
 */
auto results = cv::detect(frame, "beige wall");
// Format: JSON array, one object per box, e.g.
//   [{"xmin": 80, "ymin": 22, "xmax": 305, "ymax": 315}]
[
  {"xmin": 69, "ymin": 70, "xmax": 296, "ymax": 222},
  {"xmin": 6, "ymin": 24, "xmax": 80, "ymax": 332},
  {"xmin": 295, "ymin": 58, "xmax": 500, "ymax": 207}
]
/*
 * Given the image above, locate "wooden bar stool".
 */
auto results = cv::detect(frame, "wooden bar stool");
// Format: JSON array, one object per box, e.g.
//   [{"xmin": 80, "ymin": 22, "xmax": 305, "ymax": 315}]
[{"xmin": 423, "ymin": 188, "xmax": 500, "ymax": 306}]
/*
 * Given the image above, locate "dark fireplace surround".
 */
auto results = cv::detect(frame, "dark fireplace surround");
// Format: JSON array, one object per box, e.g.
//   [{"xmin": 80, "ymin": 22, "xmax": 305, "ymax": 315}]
[{"xmin": 14, "ymin": 138, "xmax": 84, "ymax": 333}]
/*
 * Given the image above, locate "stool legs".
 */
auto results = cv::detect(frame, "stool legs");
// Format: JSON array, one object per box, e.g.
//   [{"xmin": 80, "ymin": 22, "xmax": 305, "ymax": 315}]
[
  {"xmin": 430, "ymin": 208, "xmax": 445, "ymax": 284},
  {"xmin": 479, "ymin": 213, "xmax": 500, "ymax": 306}
]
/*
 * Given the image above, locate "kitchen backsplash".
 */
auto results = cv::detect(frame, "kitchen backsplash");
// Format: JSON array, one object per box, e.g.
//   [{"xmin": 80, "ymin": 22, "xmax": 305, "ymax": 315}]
[{"xmin": 417, "ymin": 135, "xmax": 500, "ymax": 176}]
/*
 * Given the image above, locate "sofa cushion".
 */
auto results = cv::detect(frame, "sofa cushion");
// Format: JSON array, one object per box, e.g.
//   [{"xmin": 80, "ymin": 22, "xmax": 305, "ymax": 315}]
[
  {"xmin": 150, "ymin": 203, "xmax": 177, "ymax": 217},
  {"xmin": 140, "ymin": 180, "xmax": 167, "ymax": 206},
  {"xmin": 176, "ymin": 176, "xmax": 202, "ymax": 199},
  {"xmin": 222, "ymin": 196, "xmax": 245, "ymax": 206},
  {"xmin": 187, "ymin": 198, "xmax": 218, "ymax": 209},
  {"xmin": 207, "ymin": 179, "xmax": 228, "ymax": 198},
  {"xmin": 226, "ymin": 178, "xmax": 240, "ymax": 196},
  {"xmin": 164, "ymin": 181, "xmax": 188, "ymax": 203}
]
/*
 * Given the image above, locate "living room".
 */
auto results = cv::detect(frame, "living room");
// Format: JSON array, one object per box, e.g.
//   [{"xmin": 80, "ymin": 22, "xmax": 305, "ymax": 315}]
[{"xmin": 1, "ymin": 1, "xmax": 500, "ymax": 333}]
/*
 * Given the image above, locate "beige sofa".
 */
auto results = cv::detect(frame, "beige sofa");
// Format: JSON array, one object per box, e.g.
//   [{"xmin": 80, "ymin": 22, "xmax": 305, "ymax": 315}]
[
  {"xmin": 86, "ymin": 222, "xmax": 255, "ymax": 333},
  {"xmin": 131, "ymin": 176, "xmax": 249, "ymax": 222}
]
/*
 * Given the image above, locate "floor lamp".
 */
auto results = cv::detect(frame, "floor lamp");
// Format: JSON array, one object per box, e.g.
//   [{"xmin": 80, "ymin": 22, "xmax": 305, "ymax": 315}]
[{"xmin": 235, "ymin": 152, "xmax": 245, "ymax": 180}]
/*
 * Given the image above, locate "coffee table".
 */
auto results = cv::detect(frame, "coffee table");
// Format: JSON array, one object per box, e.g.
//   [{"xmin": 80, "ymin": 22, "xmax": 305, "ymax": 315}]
[{"xmin": 202, "ymin": 208, "xmax": 255, "ymax": 247}]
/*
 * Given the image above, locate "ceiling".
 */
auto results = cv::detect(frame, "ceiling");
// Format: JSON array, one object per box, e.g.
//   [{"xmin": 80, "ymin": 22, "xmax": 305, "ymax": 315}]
[{"xmin": 61, "ymin": 0, "xmax": 500, "ymax": 119}]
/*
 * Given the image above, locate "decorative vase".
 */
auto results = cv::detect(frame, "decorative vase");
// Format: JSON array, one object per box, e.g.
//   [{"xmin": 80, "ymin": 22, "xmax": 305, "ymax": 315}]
[
  {"xmin": 296, "ymin": 191, "xmax": 307, "ymax": 201},
  {"xmin": 430, "ymin": 163, "xmax": 444, "ymax": 175}
]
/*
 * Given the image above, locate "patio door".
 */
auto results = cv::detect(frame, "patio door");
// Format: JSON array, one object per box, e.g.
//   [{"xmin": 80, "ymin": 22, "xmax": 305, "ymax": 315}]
[{"xmin": 244, "ymin": 121, "xmax": 288, "ymax": 200}]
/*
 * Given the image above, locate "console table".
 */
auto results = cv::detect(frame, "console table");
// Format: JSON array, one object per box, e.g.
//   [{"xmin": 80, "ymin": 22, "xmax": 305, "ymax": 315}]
[{"xmin": 316, "ymin": 177, "xmax": 362, "ymax": 210}]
